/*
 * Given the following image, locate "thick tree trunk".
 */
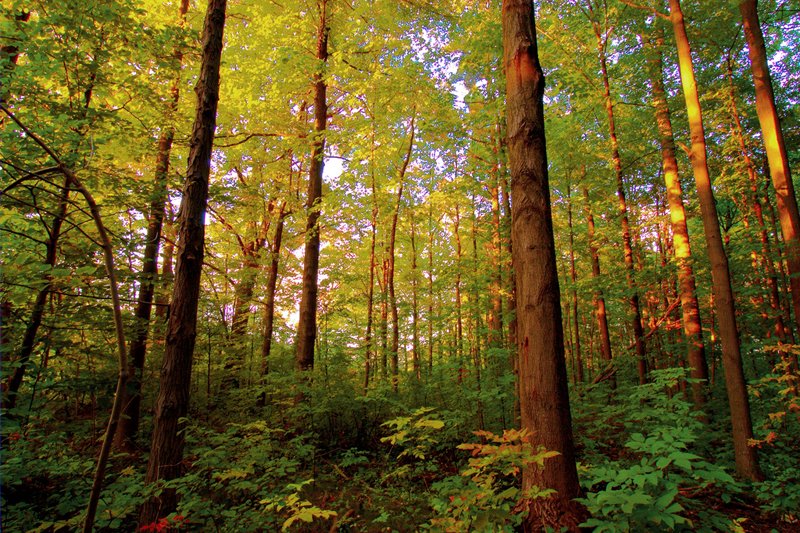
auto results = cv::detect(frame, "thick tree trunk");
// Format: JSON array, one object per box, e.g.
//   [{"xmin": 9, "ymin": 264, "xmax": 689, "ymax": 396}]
[
  {"xmin": 114, "ymin": 0, "xmax": 189, "ymax": 450},
  {"xmin": 295, "ymin": 0, "xmax": 329, "ymax": 371},
  {"xmin": 138, "ymin": 0, "xmax": 227, "ymax": 524},
  {"xmin": 647, "ymin": 30, "xmax": 708, "ymax": 410},
  {"xmin": 592, "ymin": 14, "xmax": 646, "ymax": 384},
  {"xmin": 669, "ymin": 0, "xmax": 763, "ymax": 481},
  {"xmin": 502, "ymin": 1, "xmax": 585, "ymax": 529}
]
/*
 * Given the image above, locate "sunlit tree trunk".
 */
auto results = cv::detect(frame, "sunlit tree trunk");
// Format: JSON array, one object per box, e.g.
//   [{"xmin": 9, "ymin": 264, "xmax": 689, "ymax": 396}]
[
  {"xmin": 669, "ymin": 0, "xmax": 763, "ymax": 481},
  {"xmin": 502, "ymin": 1, "xmax": 585, "ymax": 528},
  {"xmin": 138, "ymin": 0, "xmax": 227, "ymax": 524},
  {"xmin": 295, "ymin": 0, "xmax": 329, "ymax": 371},
  {"xmin": 740, "ymin": 0, "xmax": 800, "ymax": 376},
  {"xmin": 647, "ymin": 29, "xmax": 708, "ymax": 410}
]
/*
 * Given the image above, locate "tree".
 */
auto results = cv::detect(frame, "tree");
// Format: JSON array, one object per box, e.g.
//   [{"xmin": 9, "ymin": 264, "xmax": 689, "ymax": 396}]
[
  {"xmin": 668, "ymin": 0, "xmax": 763, "ymax": 481},
  {"xmin": 502, "ymin": 0, "xmax": 585, "ymax": 528},
  {"xmin": 114, "ymin": 0, "xmax": 190, "ymax": 451},
  {"xmin": 295, "ymin": 0, "xmax": 330, "ymax": 372},
  {"xmin": 139, "ymin": 0, "xmax": 227, "ymax": 523},
  {"xmin": 740, "ymin": 0, "xmax": 800, "ymax": 369}
]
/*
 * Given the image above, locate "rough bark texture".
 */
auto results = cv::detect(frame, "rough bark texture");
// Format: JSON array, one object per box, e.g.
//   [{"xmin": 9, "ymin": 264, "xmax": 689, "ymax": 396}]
[
  {"xmin": 647, "ymin": 30, "xmax": 708, "ymax": 410},
  {"xmin": 295, "ymin": 0, "xmax": 329, "ymax": 372},
  {"xmin": 669, "ymin": 0, "xmax": 763, "ymax": 481},
  {"xmin": 502, "ymin": 1, "xmax": 586, "ymax": 529},
  {"xmin": 114, "ymin": 0, "xmax": 190, "ymax": 451},
  {"xmin": 139, "ymin": 0, "xmax": 227, "ymax": 524}
]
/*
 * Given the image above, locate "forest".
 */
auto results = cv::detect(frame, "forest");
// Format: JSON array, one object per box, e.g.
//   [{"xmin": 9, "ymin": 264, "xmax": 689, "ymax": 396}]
[{"xmin": 1, "ymin": 0, "xmax": 799, "ymax": 531}]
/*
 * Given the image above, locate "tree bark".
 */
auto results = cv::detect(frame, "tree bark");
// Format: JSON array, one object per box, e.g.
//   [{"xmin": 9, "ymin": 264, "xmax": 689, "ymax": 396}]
[
  {"xmin": 387, "ymin": 116, "xmax": 416, "ymax": 391},
  {"xmin": 114, "ymin": 0, "xmax": 190, "ymax": 451},
  {"xmin": 261, "ymin": 202, "xmax": 288, "ymax": 376},
  {"xmin": 566, "ymin": 184, "xmax": 582, "ymax": 384},
  {"xmin": 647, "ymin": 29, "xmax": 708, "ymax": 410},
  {"xmin": 502, "ymin": 1, "xmax": 586, "ymax": 529},
  {"xmin": 295, "ymin": 0, "xmax": 329, "ymax": 372},
  {"xmin": 740, "ymin": 0, "xmax": 800, "ymax": 348},
  {"xmin": 669, "ymin": 0, "xmax": 763, "ymax": 481},
  {"xmin": 583, "ymin": 186, "xmax": 614, "ymax": 369},
  {"xmin": 139, "ymin": 0, "xmax": 227, "ymax": 524},
  {"xmin": 590, "ymin": 8, "xmax": 647, "ymax": 384}
]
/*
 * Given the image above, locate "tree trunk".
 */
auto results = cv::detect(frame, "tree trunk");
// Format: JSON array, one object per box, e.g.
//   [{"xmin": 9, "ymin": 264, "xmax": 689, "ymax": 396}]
[
  {"xmin": 591, "ymin": 11, "xmax": 646, "ymax": 384},
  {"xmin": 647, "ymin": 28, "xmax": 708, "ymax": 410},
  {"xmin": 502, "ymin": 1, "xmax": 585, "ymax": 529},
  {"xmin": 669, "ymin": 0, "xmax": 763, "ymax": 481},
  {"xmin": 261, "ymin": 202, "xmax": 288, "ymax": 376},
  {"xmin": 740, "ymin": 0, "xmax": 800, "ymax": 346},
  {"xmin": 583, "ymin": 186, "xmax": 614, "ymax": 368},
  {"xmin": 138, "ymin": 0, "xmax": 227, "ymax": 524},
  {"xmin": 566, "ymin": 184, "xmax": 582, "ymax": 384},
  {"xmin": 410, "ymin": 212, "xmax": 420, "ymax": 381},
  {"xmin": 295, "ymin": 0, "xmax": 329, "ymax": 372},
  {"xmin": 114, "ymin": 0, "xmax": 190, "ymax": 450},
  {"xmin": 364, "ymin": 131, "xmax": 378, "ymax": 391},
  {"xmin": 454, "ymin": 203, "xmax": 464, "ymax": 383}
]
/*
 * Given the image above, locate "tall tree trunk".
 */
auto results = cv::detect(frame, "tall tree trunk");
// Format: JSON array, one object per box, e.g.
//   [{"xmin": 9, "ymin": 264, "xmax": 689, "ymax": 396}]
[
  {"xmin": 740, "ymin": 0, "xmax": 800, "ymax": 339},
  {"xmin": 387, "ymin": 116, "xmax": 416, "ymax": 391},
  {"xmin": 155, "ymin": 204, "xmax": 176, "ymax": 320},
  {"xmin": 647, "ymin": 29, "xmax": 708, "ymax": 409},
  {"xmin": 114, "ymin": 1, "xmax": 190, "ymax": 448},
  {"xmin": 410, "ymin": 212, "xmax": 420, "ymax": 381},
  {"xmin": 502, "ymin": 1, "xmax": 585, "ymax": 529},
  {"xmin": 566, "ymin": 184, "xmax": 583, "ymax": 384},
  {"xmin": 139, "ymin": 0, "xmax": 226, "ymax": 524},
  {"xmin": 295, "ymin": 0, "xmax": 329, "ymax": 371},
  {"xmin": 669, "ymin": 0, "xmax": 763, "ymax": 481},
  {"xmin": 261, "ymin": 202, "xmax": 288, "ymax": 376},
  {"xmin": 364, "ymin": 131, "xmax": 378, "ymax": 391},
  {"xmin": 427, "ymin": 204, "xmax": 435, "ymax": 373},
  {"xmin": 726, "ymin": 57, "xmax": 794, "ymax": 359},
  {"xmin": 454, "ymin": 203, "xmax": 464, "ymax": 383},
  {"xmin": 591, "ymin": 10, "xmax": 646, "ymax": 384},
  {"xmin": 583, "ymin": 186, "xmax": 614, "ymax": 368}
]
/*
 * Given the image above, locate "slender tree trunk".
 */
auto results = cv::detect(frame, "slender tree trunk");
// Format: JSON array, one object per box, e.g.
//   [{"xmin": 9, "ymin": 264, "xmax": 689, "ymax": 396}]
[
  {"xmin": 488, "ymin": 152, "xmax": 504, "ymax": 350},
  {"xmin": 428, "ymin": 204, "xmax": 435, "ymax": 374},
  {"xmin": 669, "ymin": 0, "xmax": 763, "ymax": 481},
  {"xmin": 591, "ymin": 13, "xmax": 646, "ymax": 384},
  {"xmin": 261, "ymin": 202, "xmax": 288, "ymax": 376},
  {"xmin": 364, "ymin": 132, "xmax": 378, "ymax": 391},
  {"xmin": 583, "ymin": 186, "xmax": 614, "ymax": 368},
  {"xmin": 503, "ymin": 1, "xmax": 585, "ymax": 528},
  {"xmin": 566, "ymin": 184, "xmax": 583, "ymax": 384},
  {"xmin": 295, "ymin": 0, "xmax": 329, "ymax": 371},
  {"xmin": 139, "ymin": 0, "xmax": 227, "ymax": 524},
  {"xmin": 410, "ymin": 213, "xmax": 420, "ymax": 381},
  {"xmin": 454, "ymin": 204, "xmax": 464, "ymax": 383},
  {"xmin": 647, "ymin": 29, "xmax": 708, "ymax": 409},
  {"xmin": 155, "ymin": 204, "xmax": 176, "ymax": 320},
  {"xmin": 387, "ymin": 117, "xmax": 416, "ymax": 391}
]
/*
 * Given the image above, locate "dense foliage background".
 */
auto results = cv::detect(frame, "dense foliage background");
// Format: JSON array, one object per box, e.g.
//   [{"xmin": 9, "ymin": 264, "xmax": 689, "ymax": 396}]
[{"xmin": 2, "ymin": 0, "xmax": 799, "ymax": 530}]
